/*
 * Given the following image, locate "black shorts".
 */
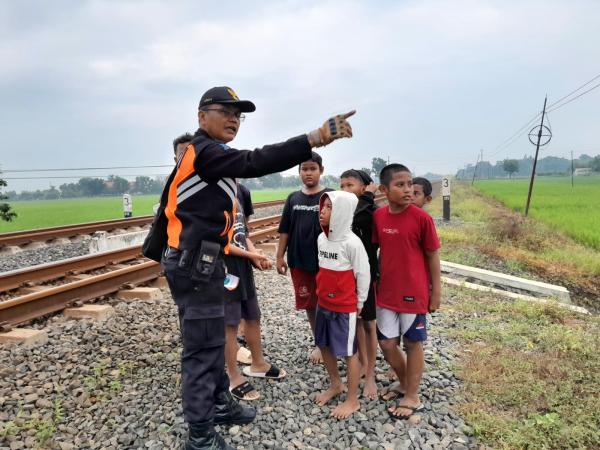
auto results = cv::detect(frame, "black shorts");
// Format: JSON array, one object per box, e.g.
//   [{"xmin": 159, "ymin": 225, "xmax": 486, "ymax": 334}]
[
  {"xmin": 224, "ymin": 295, "xmax": 261, "ymax": 326},
  {"xmin": 223, "ymin": 255, "xmax": 261, "ymax": 326},
  {"xmin": 360, "ymin": 281, "xmax": 377, "ymax": 322}
]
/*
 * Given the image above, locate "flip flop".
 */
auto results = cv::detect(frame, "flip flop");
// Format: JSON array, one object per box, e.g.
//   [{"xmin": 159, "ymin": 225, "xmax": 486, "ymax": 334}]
[
  {"xmin": 380, "ymin": 389, "xmax": 405, "ymax": 401},
  {"xmin": 230, "ymin": 381, "xmax": 260, "ymax": 401},
  {"xmin": 380, "ymin": 382, "xmax": 405, "ymax": 401},
  {"xmin": 387, "ymin": 403, "xmax": 424, "ymax": 420},
  {"xmin": 242, "ymin": 364, "xmax": 286, "ymax": 380},
  {"xmin": 236, "ymin": 347, "xmax": 252, "ymax": 365}
]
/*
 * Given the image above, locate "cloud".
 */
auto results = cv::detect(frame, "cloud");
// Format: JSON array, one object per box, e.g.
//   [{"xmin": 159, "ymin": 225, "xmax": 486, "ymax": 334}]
[{"xmin": 1, "ymin": 0, "xmax": 599, "ymax": 192}]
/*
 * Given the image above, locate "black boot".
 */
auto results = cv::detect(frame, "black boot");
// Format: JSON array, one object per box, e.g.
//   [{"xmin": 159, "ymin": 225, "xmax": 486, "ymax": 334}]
[
  {"xmin": 213, "ymin": 389, "xmax": 256, "ymax": 426},
  {"xmin": 184, "ymin": 420, "xmax": 234, "ymax": 450}
]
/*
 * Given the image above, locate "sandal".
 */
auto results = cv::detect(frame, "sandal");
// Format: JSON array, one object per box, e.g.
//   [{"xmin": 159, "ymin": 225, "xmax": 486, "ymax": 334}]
[
  {"xmin": 230, "ymin": 381, "xmax": 260, "ymax": 401},
  {"xmin": 380, "ymin": 382, "xmax": 405, "ymax": 401},
  {"xmin": 387, "ymin": 403, "xmax": 424, "ymax": 420},
  {"xmin": 242, "ymin": 364, "xmax": 286, "ymax": 380}
]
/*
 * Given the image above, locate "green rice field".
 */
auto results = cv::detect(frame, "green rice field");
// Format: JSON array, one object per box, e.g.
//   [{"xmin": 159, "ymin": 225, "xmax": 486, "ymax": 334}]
[
  {"xmin": 475, "ymin": 176, "xmax": 600, "ymax": 250},
  {"xmin": 0, "ymin": 189, "xmax": 293, "ymax": 233}
]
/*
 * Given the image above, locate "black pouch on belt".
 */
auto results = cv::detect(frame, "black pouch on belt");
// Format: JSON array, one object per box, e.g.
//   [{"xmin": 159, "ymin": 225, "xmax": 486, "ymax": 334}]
[{"xmin": 190, "ymin": 240, "xmax": 221, "ymax": 284}]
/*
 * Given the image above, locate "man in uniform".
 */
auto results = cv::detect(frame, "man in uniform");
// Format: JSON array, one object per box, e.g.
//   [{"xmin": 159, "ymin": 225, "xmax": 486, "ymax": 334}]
[{"xmin": 161, "ymin": 86, "xmax": 356, "ymax": 449}]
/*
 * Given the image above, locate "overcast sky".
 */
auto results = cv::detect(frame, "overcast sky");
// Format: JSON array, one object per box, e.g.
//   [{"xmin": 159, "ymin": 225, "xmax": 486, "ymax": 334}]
[{"xmin": 1, "ymin": 0, "xmax": 599, "ymax": 192}]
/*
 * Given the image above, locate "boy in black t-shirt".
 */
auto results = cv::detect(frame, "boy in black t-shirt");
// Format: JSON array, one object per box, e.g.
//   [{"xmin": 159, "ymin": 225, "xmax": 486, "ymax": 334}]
[
  {"xmin": 340, "ymin": 169, "xmax": 379, "ymax": 399},
  {"xmin": 276, "ymin": 152, "xmax": 332, "ymax": 364},
  {"xmin": 224, "ymin": 184, "xmax": 286, "ymax": 401}
]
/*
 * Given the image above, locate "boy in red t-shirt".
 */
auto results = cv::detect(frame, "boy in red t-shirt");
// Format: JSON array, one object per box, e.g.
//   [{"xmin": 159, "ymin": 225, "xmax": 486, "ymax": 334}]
[{"xmin": 373, "ymin": 164, "xmax": 441, "ymax": 420}]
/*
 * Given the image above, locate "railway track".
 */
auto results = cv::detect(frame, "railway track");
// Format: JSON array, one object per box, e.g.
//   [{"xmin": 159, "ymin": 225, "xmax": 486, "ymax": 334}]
[
  {"xmin": 0, "ymin": 198, "xmax": 286, "ymax": 249},
  {"xmin": 0, "ymin": 215, "xmax": 283, "ymax": 328},
  {"xmin": 0, "ymin": 194, "xmax": 388, "ymax": 328}
]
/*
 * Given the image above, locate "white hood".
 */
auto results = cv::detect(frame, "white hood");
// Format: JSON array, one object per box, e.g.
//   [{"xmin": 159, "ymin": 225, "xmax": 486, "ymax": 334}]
[{"xmin": 320, "ymin": 190, "xmax": 358, "ymax": 242}]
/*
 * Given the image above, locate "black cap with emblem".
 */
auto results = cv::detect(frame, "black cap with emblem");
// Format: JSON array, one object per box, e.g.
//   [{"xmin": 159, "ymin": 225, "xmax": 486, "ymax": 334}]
[{"xmin": 198, "ymin": 86, "xmax": 256, "ymax": 113}]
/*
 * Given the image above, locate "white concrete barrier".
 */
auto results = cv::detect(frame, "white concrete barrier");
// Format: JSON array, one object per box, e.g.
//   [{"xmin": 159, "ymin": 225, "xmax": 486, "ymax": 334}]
[
  {"xmin": 89, "ymin": 230, "xmax": 149, "ymax": 253},
  {"xmin": 441, "ymin": 260, "xmax": 571, "ymax": 303}
]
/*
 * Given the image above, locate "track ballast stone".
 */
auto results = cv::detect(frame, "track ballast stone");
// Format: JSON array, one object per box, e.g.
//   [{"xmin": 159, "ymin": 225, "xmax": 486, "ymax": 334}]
[
  {"xmin": 0, "ymin": 268, "xmax": 475, "ymax": 449},
  {"xmin": 0, "ymin": 240, "xmax": 91, "ymax": 273}
]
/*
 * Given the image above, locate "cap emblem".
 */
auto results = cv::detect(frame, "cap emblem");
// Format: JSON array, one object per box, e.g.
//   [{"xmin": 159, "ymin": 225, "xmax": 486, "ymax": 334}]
[{"xmin": 227, "ymin": 88, "xmax": 240, "ymax": 100}]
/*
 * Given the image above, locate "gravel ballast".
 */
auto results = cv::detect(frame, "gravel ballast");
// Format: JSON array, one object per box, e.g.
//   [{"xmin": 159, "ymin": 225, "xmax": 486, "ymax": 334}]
[{"xmin": 0, "ymin": 267, "xmax": 475, "ymax": 449}]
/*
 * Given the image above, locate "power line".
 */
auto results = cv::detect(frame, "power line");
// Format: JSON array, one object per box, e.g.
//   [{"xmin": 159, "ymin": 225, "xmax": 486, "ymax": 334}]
[
  {"xmin": 488, "ymin": 72, "xmax": 600, "ymax": 159},
  {"xmin": 3, "ymin": 174, "xmax": 170, "ymax": 180},
  {"xmin": 489, "ymin": 111, "xmax": 542, "ymax": 158},
  {"xmin": 1, "ymin": 164, "xmax": 173, "ymax": 173},
  {"xmin": 547, "ymin": 81, "xmax": 600, "ymax": 113},
  {"xmin": 547, "ymin": 73, "xmax": 600, "ymax": 109}
]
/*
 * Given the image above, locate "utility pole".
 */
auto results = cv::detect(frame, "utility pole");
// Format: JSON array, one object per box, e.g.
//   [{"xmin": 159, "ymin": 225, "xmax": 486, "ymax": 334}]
[
  {"xmin": 571, "ymin": 150, "xmax": 574, "ymax": 188},
  {"xmin": 471, "ymin": 151, "xmax": 480, "ymax": 186},
  {"xmin": 525, "ymin": 96, "xmax": 550, "ymax": 216}
]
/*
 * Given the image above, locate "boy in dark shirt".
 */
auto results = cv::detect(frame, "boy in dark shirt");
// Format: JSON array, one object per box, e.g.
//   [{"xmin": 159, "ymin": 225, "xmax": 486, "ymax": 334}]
[
  {"xmin": 276, "ymin": 152, "xmax": 332, "ymax": 364},
  {"xmin": 224, "ymin": 184, "xmax": 285, "ymax": 401},
  {"xmin": 339, "ymin": 169, "xmax": 379, "ymax": 399}
]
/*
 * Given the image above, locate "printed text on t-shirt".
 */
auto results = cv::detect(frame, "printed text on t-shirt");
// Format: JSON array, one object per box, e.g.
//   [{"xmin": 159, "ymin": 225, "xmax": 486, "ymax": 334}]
[
  {"xmin": 319, "ymin": 250, "xmax": 338, "ymax": 260},
  {"xmin": 293, "ymin": 205, "xmax": 319, "ymax": 212}
]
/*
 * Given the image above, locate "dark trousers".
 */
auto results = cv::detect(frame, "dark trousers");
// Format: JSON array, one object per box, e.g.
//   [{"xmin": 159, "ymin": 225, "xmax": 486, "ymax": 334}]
[{"xmin": 162, "ymin": 250, "xmax": 230, "ymax": 424}]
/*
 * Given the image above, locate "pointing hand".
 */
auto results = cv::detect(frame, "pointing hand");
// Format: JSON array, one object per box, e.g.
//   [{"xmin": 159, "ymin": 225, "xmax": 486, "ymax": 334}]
[{"xmin": 308, "ymin": 110, "xmax": 356, "ymax": 147}]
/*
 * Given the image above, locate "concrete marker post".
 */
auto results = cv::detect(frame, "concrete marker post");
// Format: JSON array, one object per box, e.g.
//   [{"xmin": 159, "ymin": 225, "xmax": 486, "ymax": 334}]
[
  {"xmin": 442, "ymin": 176, "xmax": 451, "ymax": 222},
  {"xmin": 123, "ymin": 193, "xmax": 132, "ymax": 218}
]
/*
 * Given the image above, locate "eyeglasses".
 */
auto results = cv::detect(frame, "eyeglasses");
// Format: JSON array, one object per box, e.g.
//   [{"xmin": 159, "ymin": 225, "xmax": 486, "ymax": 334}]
[{"xmin": 202, "ymin": 107, "xmax": 245, "ymax": 122}]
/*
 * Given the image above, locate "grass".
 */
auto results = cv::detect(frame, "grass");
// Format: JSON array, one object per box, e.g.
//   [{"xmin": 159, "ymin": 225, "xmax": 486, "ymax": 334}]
[
  {"xmin": 0, "ymin": 188, "xmax": 293, "ymax": 233},
  {"xmin": 442, "ymin": 286, "xmax": 600, "ymax": 449},
  {"xmin": 428, "ymin": 181, "xmax": 600, "ymax": 309},
  {"xmin": 473, "ymin": 176, "xmax": 600, "ymax": 250}
]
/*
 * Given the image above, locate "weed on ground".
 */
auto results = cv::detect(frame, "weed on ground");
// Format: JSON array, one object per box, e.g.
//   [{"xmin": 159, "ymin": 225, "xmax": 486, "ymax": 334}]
[
  {"xmin": 442, "ymin": 286, "xmax": 600, "ymax": 449},
  {"xmin": 428, "ymin": 182, "xmax": 600, "ymax": 310}
]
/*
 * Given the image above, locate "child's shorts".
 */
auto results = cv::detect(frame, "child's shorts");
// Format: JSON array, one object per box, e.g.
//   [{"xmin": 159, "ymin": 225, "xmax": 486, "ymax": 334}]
[
  {"xmin": 359, "ymin": 281, "xmax": 377, "ymax": 321},
  {"xmin": 315, "ymin": 306, "xmax": 358, "ymax": 357},
  {"xmin": 224, "ymin": 295, "xmax": 261, "ymax": 327},
  {"xmin": 290, "ymin": 268, "xmax": 318, "ymax": 310},
  {"xmin": 376, "ymin": 307, "xmax": 427, "ymax": 342}
]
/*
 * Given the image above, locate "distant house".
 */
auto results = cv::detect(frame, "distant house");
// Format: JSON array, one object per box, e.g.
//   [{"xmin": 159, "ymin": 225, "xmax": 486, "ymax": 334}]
[{"xmin": 574, "ymin": 168, "xmax": 592, "ymax": 176}]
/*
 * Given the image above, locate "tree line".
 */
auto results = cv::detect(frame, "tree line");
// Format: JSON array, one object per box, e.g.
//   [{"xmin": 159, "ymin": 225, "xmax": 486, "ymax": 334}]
[
  {"xmin": 2, "ymin": 157, "xmax": 392, "ymax": 204},
  {"xmin": 456, "ymin": 154, "xmax": 600, "ymax": 180}
]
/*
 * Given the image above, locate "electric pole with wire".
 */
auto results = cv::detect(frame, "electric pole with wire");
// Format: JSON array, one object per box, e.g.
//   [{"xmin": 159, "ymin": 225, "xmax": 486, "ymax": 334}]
[
  {"xmin": 571, "ymin": 150, "xmax": 574, "ymax": 188},
  {"xmin": 524, "ymin": 96, "xmax": 552, "ymax": 216}
]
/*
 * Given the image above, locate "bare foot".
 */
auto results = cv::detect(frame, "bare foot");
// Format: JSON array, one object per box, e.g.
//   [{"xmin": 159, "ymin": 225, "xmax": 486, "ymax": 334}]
[
  {"xmin": 359, "ymin": 364, "xmax": 367, "ymax": 379},
  {"xmin": 363, "ymin": 376, "xmax": 377, "ymax": 400},
  {"xmin": 331, "ymin": 398, "xmax": 360, "ymax": 419},
  {"xmin": 236, "ymin": 347, "xmax": 252, "ymax": 365},
  {"xmin": 315, "ymin": 384, "xmax": 346, "ymax": 406},
  {"xmin": 386, "ymin": 367, "xmax": 398, "ymax": 381},
  {"xmin": 381, "ymin": 381, "xmax": 404, "ymax": 401},
  {"xmin": 249, "ymin": 361, "xmax": 271, "ymax": 374},
  {"xmin": 309, "ymin": 347, "xmax": 323, "ymax": 364}
]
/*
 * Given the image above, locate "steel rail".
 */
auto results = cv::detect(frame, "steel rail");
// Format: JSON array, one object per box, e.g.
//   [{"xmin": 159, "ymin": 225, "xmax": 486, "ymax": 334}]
[
  {"xmin": 0, "ymin": 261, "xmax": 160, "ymax": 327},
  {"xmin": 0, "ymin": 199, "xmax": 286, "ymax": 248},
  {"xmin": 0, "ymin": 215, "xmax": 283, "ymax": 294},
  {"xmin": 0, "ymin": 246, "xmax": 143, "ymax": 293},
  {"xmin": 0, "ymin": 194, "xmax": 388, "ymax": 327}
]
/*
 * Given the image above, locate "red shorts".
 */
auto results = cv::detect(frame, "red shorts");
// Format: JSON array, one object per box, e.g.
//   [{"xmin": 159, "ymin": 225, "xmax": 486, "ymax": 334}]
[{"xmin": 290, "ymin": 268, "xmax": 318, "ymax": 310}]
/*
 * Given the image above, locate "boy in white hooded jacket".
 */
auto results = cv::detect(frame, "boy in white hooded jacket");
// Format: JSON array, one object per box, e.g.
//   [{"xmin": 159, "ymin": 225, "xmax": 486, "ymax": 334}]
[{"xmin": 314, "ymin": 190, "xmax": 370, "ymax": 419}]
